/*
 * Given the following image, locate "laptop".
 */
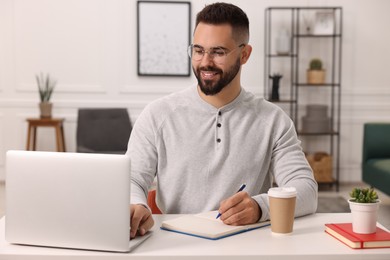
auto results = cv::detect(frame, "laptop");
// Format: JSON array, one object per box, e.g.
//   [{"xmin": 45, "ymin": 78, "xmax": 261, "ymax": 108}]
[{"xmin": 5, "ymin": 150, "xmax": 151, "ymax": 252}]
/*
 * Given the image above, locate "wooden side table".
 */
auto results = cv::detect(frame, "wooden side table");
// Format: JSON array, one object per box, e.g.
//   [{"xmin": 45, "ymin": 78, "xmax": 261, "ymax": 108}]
[{"xmin": 26, "ymin": 118, "xmax": 66, "ymax": 152}]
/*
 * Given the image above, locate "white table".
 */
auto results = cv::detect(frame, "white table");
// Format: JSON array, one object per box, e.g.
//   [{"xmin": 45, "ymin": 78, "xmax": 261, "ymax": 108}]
[{"xmin": 1, "ymin": 213, "xmax": 390, "ymax": 259}]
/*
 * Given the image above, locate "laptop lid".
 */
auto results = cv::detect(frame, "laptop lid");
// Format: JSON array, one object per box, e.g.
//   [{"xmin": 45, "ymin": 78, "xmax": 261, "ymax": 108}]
[{"xmin": 5, "ymin": 150, "xmax": 143, "ymax": 252}]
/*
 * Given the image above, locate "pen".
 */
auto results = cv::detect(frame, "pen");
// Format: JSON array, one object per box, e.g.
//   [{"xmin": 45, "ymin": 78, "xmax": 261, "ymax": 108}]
[{"xmin": 216, "ymin": 183, "xmax": 247, "ymax": 219}]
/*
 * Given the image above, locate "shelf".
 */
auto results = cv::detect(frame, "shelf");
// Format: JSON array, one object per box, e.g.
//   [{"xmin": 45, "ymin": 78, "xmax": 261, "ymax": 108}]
[
  {"xmin": 298, "ymin": 131, "xmax": 339, "ymax": 136},
  {"xmin": 266, "ymin": 99, "xmax": 296, "ymax": 103},
  {"xmin": 267, "ymin": 54, "xmax": 297, "ymax": 58},
  {"xmin": 264, "ymin": 7, "xmax": 342, "ymax": 191},
  {"xmin": 296, "ymin": 83, "xmax": 341, "ymax": 87},
  {"xmin": 294, "ymin": 34, "xmax": 342, "ymax": 38},
  {"xmin": 317, "ymin": 178, "xmax": 338, "ymax": 186},
  {"xmin": 267, "ymin": 7, "xmax": 341, "ymax": 11}
]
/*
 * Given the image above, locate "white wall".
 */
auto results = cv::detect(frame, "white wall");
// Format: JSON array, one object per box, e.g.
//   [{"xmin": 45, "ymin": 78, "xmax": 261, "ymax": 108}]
[{"xmin": 1, "ymin": 0, "xmax": 390, "ymax": 182}]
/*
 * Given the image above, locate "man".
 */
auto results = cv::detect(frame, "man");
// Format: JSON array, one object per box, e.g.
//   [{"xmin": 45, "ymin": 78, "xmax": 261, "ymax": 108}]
[{"xmin": 128, "ymin": 2, "xmax": 318, "ymax": 238}]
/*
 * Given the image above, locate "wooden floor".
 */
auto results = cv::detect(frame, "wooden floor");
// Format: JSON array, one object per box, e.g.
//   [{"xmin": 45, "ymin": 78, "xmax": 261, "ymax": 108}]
[{"xmin": 0, "ymin": 181, "xmax": 389, "ymax": 229}]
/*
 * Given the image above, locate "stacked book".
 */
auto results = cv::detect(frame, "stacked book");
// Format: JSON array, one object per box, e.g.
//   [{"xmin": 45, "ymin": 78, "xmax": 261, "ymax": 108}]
[{"xmin": 325, "ymin": 223, "xmax": 390, "ymax": 249}]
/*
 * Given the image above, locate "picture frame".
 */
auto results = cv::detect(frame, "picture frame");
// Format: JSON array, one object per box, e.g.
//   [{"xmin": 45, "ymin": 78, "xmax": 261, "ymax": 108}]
[
  {"xmin": 137, "ymin": 1, "xmax": 191, "ymax": 77},
  {"xmin": 313, "ymin": 11, "xmax": 335, "ymax": 35}
]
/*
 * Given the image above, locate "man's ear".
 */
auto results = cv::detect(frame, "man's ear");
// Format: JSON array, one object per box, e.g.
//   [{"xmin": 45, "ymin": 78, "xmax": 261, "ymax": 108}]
[{"xmin": 240, "ymin": 44, "xmax": 252, "ymax": 65}]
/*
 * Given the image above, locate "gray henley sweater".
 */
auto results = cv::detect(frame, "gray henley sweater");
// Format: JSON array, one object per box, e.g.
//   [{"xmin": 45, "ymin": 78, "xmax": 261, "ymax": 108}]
[{"xmin": 128, "ymin": 85, "xmax": 318, "ymax": 222}]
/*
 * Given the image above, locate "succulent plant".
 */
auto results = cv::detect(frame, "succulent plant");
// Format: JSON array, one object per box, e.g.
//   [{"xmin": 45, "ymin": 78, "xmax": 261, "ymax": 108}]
[
  {"xmin": 309, "ymin": 58, "xmax": 323, "ymax": 70},
  {"xmin": 36, "ymin": 72, "xmax": 56, "ymax": 102},
  {"xmin": 349, "ymin": 187, "xmax": 378, "ymax": 203}
]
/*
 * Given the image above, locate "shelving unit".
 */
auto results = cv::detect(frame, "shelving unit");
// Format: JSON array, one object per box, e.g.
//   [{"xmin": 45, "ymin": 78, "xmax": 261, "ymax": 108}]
[{"xmin": 264, "ymin": 7, "xmax": 342, "ymax": 190}]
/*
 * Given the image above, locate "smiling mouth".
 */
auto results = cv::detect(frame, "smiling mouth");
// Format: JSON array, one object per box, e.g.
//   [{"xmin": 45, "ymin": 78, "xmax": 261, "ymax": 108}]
[{"xmin": 200, "ymin": 70, "xmax": 220, "ymax": 80}]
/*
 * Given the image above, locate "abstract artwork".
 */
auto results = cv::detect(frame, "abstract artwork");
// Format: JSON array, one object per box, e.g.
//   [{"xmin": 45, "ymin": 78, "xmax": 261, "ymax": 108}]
[{"xmin": 137, "ymin": 1, "xmax": 191, "ymax": 76}]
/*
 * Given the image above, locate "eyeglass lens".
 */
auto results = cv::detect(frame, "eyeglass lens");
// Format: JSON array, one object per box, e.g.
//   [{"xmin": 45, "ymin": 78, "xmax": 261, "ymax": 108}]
[
  {"xmin": 189, "ymin": 46, "xmax": 226, "ymax": 63},
  {"xmin": 188, "ymin": 44, "xmax": 244, "ymax": 64}
]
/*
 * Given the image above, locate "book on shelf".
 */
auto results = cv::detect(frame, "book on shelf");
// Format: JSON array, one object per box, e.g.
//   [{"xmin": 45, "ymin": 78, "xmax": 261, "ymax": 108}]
[
  {"xmin": 161, "ymin": 210, "xmax": 270, "ymax": 240},
  {"xmin": 325, "ymin": 223, "xmax": 390, "ymax": 249}
]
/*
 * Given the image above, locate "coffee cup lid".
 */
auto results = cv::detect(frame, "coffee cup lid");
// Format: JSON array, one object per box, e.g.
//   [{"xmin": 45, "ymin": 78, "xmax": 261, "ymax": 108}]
[{"xmin": 268, "ymin": 187, "xmax": 297, "ymax": 198}]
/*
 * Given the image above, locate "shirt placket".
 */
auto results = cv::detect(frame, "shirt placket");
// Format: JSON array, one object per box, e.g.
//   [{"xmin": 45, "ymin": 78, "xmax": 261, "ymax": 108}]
[{"xmin": 215, "ymin": 110, "xmax": 222, "ymax": 148}]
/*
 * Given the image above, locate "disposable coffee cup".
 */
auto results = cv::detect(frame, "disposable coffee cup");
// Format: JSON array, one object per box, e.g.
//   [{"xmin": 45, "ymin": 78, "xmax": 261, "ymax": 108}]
[{"xmin": 268, "ymin": 187, "xmax": 297, "ymax": 235}]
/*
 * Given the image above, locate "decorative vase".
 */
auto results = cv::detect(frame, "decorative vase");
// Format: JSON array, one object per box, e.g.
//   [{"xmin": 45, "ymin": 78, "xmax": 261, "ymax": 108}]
[
  {"xmin": 269, "ymin": 74, "xmax": 283, "ymax": 101},
  {"xmin": 307, "ymin": 70, "xmax": 325, "ymax": 84},
  {"xmin": 348, "ymin": 199, "xmax": 380, "ymax": 234},
  {"xmin": 39, "ymin": 102, "xmax": 53, "ymax": 118}
]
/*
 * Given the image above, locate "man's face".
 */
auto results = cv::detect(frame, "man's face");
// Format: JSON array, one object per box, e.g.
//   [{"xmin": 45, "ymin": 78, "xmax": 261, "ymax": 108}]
[{"xmin": 191, "ymin": 23, "xmax": 242, "ymax": 96}]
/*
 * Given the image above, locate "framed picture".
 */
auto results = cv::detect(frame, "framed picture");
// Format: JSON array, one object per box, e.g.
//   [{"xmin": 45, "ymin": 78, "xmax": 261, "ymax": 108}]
[
  {"xmin": 313, "ymin": 11, "xmax": 335, "ymax": 35},
  {"xmin": 137, "ymin": 1, "xmax": 191, "ymax": 77}
]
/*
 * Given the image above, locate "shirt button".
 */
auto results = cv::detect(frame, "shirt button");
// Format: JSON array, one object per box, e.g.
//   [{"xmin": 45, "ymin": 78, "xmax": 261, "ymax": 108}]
[
  {"xmin": 217, "ymin": 138, "xmax": 221, "ymax": 143},
  {"xmin": 217, "ymin": 123, "xmax": 221, "ymax": 127},
  {"xmin": 218, "ymin": 111, "xmax": 222, "ymax": 116}
]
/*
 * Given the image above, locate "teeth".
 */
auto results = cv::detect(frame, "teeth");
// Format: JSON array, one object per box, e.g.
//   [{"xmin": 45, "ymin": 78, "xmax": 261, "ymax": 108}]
[{"xmin": 201, "ymin": 71, "xmax": 217, "ymax": 79}]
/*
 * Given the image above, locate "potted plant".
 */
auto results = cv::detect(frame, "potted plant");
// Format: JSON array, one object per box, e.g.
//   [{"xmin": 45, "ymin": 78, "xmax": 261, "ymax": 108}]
[
  {"xmin": 307, "ymin": 58, "xmax": 325, "ymax": 84},
  {"xmin": 348, "ymin": 187, "xmax": 380, "ymax": 234},
  {"xmin": 36, "ymin": 73, "xmax": 56, "ymax": 118}
]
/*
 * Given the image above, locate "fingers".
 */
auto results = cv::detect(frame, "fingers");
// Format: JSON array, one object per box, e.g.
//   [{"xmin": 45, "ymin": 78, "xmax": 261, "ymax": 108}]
[
  {"xmin": 130, "ymin": 204, "xmax": 155, "ymax": 238},
  {"xmin": 138, "ymin": 213, "xmax": 154, "ymax": 236},
  {"xmin": 218, "ymin": 192, "xmax": 261, "ymax": 225},
  {"xmin": 218, "ymin": 191, "xmax": 246, "ymax": 216}
]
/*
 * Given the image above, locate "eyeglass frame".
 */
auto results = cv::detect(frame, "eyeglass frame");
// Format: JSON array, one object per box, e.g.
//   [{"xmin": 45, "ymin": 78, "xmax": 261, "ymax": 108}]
[{"xmin": 187, "ymin": 43, "xmax": 246, "ymax": 64}]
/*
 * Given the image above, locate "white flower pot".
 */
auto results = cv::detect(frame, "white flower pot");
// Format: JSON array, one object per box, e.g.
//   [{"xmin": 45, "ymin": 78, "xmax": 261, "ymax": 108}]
[{"xmin": 348, "ymin": 199, "xmax": 380, "ymax": 234}]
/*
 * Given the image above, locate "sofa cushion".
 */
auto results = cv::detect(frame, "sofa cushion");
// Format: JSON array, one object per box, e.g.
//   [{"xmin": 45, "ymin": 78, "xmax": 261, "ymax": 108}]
[{"xmin": 363, "ymin": 159, "xmax": 390, "ymax": 197}]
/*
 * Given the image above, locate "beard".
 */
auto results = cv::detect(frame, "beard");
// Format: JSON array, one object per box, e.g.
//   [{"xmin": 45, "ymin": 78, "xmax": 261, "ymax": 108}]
[{"xmin": 194, "ymin": 58, "xmax": 241, "ymax": 96}]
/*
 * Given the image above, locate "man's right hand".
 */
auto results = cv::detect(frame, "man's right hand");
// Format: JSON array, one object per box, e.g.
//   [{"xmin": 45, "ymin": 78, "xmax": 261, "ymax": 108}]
[{"xmin": 130, "ymin": 204, "xmax": 154, "ymax": 238}]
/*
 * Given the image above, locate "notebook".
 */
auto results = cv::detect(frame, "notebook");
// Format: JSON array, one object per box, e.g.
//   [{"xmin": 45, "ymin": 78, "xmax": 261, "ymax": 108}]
[
  {"xmin": 325, "ymin": 223, "xmax": 390, "ymax": 249},
  {"xmin": 161, "ymin": 210, "xmax": 270, "ymax": 240},
  {"xmin": 5, "ymin": 150, "xmax": 151, "ymax": 252}
]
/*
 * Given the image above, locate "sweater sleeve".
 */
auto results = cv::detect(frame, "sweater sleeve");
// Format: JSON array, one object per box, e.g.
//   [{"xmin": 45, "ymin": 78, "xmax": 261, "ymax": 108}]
[
  {"xmin": 254, "ymin": 116, "xmax": 318, "ymax": 222},
  {"xmin": 126, "ymin": 105, "xmax": 158, "ymax": 207}
]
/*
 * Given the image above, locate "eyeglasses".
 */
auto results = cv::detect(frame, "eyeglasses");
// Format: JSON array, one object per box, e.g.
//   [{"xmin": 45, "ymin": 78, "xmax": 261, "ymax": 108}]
[{"xmin": 188, "ymin": 44, "xmax": 245, "ymax": 64}]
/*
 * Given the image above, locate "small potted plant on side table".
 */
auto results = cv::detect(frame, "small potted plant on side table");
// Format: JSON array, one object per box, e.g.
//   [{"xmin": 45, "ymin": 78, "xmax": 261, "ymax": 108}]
[
  {"xmin": 36, "ymin": 73, "xmax": 56, "ymax": 118},
  {"xmin": 348, "ymin": 187, "xmax": 380, "ymax": 234}
]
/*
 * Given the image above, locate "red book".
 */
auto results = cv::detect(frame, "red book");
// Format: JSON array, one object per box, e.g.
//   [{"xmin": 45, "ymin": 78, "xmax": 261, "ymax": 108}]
[{"xmin": 325, "ymin": 223, "xmax": 390, "ymax": 249}]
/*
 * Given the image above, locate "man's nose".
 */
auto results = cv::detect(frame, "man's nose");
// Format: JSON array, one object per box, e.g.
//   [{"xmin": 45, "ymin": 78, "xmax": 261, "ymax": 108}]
[{"xmin": 199, "ymin": 52, "xmax": 215, "ymax": 66}]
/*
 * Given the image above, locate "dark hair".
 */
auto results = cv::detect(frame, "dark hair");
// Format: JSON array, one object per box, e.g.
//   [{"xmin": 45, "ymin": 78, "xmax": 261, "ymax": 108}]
[{"xmin": 195, "ymin": 2, "xmax": 249, "ymax": 43}]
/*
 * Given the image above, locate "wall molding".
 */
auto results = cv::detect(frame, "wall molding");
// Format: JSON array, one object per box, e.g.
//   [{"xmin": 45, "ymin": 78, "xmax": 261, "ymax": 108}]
[
  {"xmin": 0, "ymin": 98, "xmax": 147, "ymax": 108},
  {"xmin": 119, "ymin": 84, "xmax": 191, "ymax": 95},
  {"xmin": 16, "ymin": 84, "xmax": 107, "ymax": 94},
  {"xmin": 342, "ymin": 86, "xmax": 390, "ymax": 96}
]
